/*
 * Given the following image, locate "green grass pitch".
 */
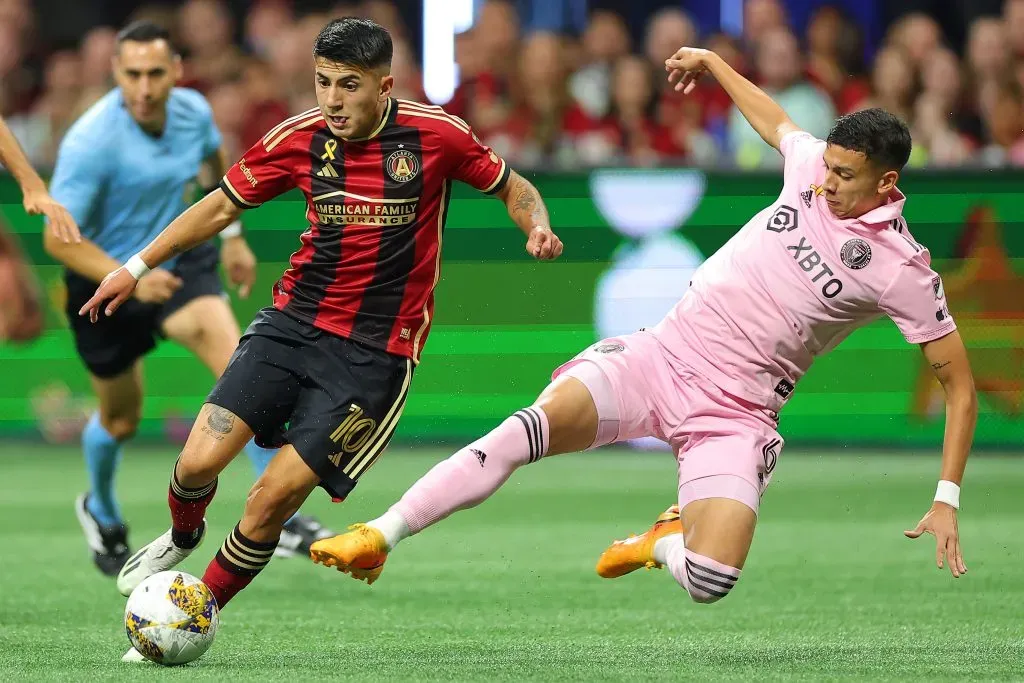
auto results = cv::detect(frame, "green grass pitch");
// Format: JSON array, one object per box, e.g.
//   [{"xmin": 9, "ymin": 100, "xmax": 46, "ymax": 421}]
[{"xmin": 0, "ymin": 446, "xmax": 1021, "ymax": 681}]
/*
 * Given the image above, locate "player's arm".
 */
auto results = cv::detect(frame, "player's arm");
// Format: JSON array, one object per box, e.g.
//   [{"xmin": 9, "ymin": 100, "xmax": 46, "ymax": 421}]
[
  {"xmin": 494, "ymin": 170, "xmax": 562, "ymax": 260},
  {"xmin": 81, "ymin": 128, "xmax": 296, "ymax": 321},
  {"xmin": 443, "ymin": 117, "xmax": 563, "ymax": 261},
  {"xmin": 79, "ymin": 189, "xmax": 242, "ymax": 321},
  {"xmin": 664, "ymin": 48, "xmax": 800, "ymax": 152},
  {"xmin": 904, "ymin": 330, "xmax": 975, "ymax": 579},
  {"xmin": 203, "ymin": 145, "xmax": 256, "ymax": 298},
  {"xmin": 0, "ymin": 116, "xmax": 80, "ymax": 243}
]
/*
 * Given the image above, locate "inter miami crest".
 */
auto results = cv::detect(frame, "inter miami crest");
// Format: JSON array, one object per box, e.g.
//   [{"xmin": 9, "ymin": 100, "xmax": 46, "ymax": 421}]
[
  {"xmin": 840, "ymin": 238, "xmax": 872, "ymax": 269},
  {"xmin": 386, "ymin": 149, "xmax": 420, "ymax": 183},
  {"xmin": 932, "ymin": 275, "xmax": 945, "ymax": 300},
  {"xmin": 595, "ymin": 342, "xmax": 625, "ymax": 354}
]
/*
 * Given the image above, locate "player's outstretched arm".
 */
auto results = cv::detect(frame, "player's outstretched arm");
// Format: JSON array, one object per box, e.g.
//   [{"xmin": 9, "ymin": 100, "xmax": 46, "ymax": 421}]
[
  {"xmin": 664, "ymin": 48, "xmax": 800, "ymax": 152},
  {"xmin": 904, "ymin": 330, "xmax": 976, "ymax": 578},
  {"xmin": 0, "ymin": 116, "xmax": 80, "ymax": 243},
  {"xmin": 494, "ymin": 170, "xmax": 563, "ymax": 260},
  {"xmin": 78, "ymin": 189, "xmax": 242, "ymax": 322}
]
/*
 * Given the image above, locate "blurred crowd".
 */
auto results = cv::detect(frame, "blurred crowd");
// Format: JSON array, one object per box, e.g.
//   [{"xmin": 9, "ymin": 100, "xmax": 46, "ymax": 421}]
[{"xmin": 2, "ymin": 0, "xmax": 1024, "ymax": 169}]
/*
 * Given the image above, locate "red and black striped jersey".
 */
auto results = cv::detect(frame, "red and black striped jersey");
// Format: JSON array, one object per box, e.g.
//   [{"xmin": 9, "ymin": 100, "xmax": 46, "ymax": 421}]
[{"xmin": 220, "ymin": 98, "xmax": 510, "ymax": 363}]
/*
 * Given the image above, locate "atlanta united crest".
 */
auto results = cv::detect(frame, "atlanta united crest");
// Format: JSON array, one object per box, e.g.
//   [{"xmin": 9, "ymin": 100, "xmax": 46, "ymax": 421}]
[
  {"xmin": 840, "ymin": 238, "xmax": 872, "ymax": 269},
  {"xmin": 386, "ymin": 149, "xmax": 419, "ymax": 183}
]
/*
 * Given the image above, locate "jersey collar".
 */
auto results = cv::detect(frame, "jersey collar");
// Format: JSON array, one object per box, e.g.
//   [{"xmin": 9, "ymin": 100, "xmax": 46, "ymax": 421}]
[
  {"xmin": 346, "ymin": 98, "xmax": 394, "ymax": 142},
  {"xmin": 853, "ymin": 186, "xmax": 905, "ymax": 226}
]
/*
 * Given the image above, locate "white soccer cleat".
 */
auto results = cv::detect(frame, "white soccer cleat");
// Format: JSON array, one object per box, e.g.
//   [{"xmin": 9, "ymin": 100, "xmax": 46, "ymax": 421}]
[
  {"xmin": 121, "ymin": 647, "xmax": 148, "ymax": 663},
  {"xmin": 116, "ymin": 523, "xmax": 206, "ymax": 597}
]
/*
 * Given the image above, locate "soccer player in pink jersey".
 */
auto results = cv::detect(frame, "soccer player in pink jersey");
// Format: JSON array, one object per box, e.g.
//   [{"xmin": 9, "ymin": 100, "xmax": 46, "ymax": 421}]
[{"xmin": 310, "ymin": 46, "xmax": 976, "ymax": 597}]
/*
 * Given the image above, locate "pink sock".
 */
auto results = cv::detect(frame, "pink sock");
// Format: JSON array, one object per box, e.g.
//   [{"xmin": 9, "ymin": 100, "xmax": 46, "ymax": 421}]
[
  {"xmin": 392, "ymin": 407, "xmax": 549, "ymax": 534},
  {"xmin": 662, "ymin": 539, "xmax": 741, "ymax": 603}
]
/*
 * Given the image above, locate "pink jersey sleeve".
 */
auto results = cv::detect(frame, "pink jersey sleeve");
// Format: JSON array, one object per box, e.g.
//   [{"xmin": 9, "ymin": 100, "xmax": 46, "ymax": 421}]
[
  {"xmin": 779, "ymin": 130, "xmax": 824, "ymax": 178},
  {"xmin": 878, "ymin": 251, "xmax": 957, "ymax": 344}
]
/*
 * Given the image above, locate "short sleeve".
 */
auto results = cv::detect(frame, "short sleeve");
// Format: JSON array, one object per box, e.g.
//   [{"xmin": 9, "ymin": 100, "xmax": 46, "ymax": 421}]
[
  {"xmin": 878, "ymin": 251, "xmax": 957, "ymax": 344},
  {"xmin": 219, "ymin": 132, "xmax": 296, "ymax": 209},
  {"xmin": 779, "ymin": 130, "xmax": 825, "ymax": 179},
  {"xmin": 445, "ymin": 123, "xmax": 510, "ymax": 194},
  {"xmin": 49, "ymin": 132, "xmax": 109, "ymax": 231}
]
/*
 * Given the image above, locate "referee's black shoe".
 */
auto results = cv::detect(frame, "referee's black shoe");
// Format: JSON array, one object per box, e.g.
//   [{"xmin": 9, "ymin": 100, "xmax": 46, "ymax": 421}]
[{"xmin": 75, "ymin": 493, "xmax": 131, "ymax": 576}]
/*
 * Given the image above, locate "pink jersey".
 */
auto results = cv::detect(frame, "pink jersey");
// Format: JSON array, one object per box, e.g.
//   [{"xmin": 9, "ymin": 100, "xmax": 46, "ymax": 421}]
[{"xmin": 651, "ymin": 131, "xmax": 956, "ymax": 412}]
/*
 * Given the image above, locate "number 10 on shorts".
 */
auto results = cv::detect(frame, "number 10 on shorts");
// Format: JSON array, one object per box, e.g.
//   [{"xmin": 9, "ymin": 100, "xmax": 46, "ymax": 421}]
[{"xmin": 328, "ymin": 404, "xmax": 377, "ymax": 464}]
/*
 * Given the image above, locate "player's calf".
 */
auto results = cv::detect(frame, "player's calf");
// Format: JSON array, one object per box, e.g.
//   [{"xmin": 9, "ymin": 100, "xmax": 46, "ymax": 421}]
[
  {"xmin": 654, "ymin": 537, "xmax": 742, "ymax": 604},
  {"xmin": 659, "ymin": 496, "xmax": 755, "ymax": 604},
  {"xmin": 201, "ymin": 446, "xmax": 319, "ymax": 608}
]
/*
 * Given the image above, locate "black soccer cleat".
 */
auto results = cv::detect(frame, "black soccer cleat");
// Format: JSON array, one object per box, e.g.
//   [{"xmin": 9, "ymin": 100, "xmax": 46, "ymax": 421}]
[
  {"xmin": 276, "ymin": 514, "xmax": 335, "ymax": 559},
  {"xmin": 75, "ymin": 493, "xmax": 131, "ymax": 577}
]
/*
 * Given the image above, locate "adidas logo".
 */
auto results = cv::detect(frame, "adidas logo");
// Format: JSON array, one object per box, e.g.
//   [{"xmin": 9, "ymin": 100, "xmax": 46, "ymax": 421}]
[
  {"xmin": 800, "ymin": 189, "xmax": 813, "ymax": 208},
  {"xmin": 471, "ymin": 448, "xmax": 487, "ymax": 466},
  {"xmin": 317, "ymin": 163, "xmax": 338, "ymax": 178}
]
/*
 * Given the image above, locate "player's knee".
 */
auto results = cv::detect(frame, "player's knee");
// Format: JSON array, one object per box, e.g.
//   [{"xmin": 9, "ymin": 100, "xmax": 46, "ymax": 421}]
[
  {"xmin": 175, "ymin": 446, "xmax": 221, "ymax": 488},
  {"xmin": 242, "ymin": 480, "xmax": 300, "ymax": 533},
  {"xmin": 101, "ymin": 414, "xmax": 139, "ymax": 441}
]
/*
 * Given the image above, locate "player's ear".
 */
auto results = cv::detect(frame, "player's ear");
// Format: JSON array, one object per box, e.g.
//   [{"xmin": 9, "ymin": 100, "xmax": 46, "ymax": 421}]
[
  {"xmin": 877, "ymin": 169, "xmax": 899, "ymax": 195},
  {"xmin": 172, "ymin": 54, "xmax": 184, "ymax": 81},
  {"xmin": 379, "ymin": 74, "xmax": 394, "ymax": 100}
]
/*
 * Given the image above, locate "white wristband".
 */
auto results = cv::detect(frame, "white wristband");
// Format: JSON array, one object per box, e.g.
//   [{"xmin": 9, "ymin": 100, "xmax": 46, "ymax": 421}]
[
  {"xmin": 124, "ymin": 254, "xmax": 151, "ymax": 280},
  {"xmin": 934, "ymin": 480, "xmax": 961, "ymax": 509},
  {"xmin": 220, "ymin": 220, "xmax": 243, "ymax": 239}
]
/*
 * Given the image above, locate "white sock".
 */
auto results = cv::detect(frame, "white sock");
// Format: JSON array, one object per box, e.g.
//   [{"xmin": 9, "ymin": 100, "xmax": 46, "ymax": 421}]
[
  {"xmin": 367, "ymin": 510, "xmax": 411, "ymax": 550},
  {"xmin": 653, "ymin": 532, "xmax": 684, "ymax": 565}
]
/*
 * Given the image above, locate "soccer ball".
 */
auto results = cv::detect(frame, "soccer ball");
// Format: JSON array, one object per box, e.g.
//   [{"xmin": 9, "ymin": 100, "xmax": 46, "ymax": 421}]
[{"xmin": 124, "ymin": 571, "xmax": 219, "ymax": 666}]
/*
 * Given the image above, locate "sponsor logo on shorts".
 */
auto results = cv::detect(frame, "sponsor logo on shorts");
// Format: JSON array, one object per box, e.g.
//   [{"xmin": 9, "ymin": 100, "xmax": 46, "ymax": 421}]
[
  {"xmin": 936, "ymin": 305, "xmax": 950, "ymax": 322},
  {"xmin": 594, "ymin": 342, "xmax": 625, "ymax": 354},
  {"xmin": 774, "ymin": 379, "xmax": 794, "ymax": 398},
  {"xmin": 840, "ymin": 239, "xmax": 872, "ymax": 270},
  {"xmin": 767, "ymin": 205, "xmax": 799, "ymax": 233}
]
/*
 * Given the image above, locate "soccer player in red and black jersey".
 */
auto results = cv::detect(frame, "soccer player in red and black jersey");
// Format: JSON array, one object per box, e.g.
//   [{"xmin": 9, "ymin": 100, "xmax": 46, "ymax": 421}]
[{"xmin": 80, "ymin": 17, "xmax": 563, "ymax": 626}]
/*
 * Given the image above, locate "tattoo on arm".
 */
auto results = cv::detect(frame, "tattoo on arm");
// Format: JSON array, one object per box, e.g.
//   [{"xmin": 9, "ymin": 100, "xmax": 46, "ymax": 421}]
[
  {"xmin": 932, "ymin": 360, "xmax": 951, "ymax": 370},
  {"xmin": 507, "ymin": 175, "xmax": 548, "ymax": 229},
  {"xmin": 201, "ymin": 406, "xmax": 235, "ymax": 441}
]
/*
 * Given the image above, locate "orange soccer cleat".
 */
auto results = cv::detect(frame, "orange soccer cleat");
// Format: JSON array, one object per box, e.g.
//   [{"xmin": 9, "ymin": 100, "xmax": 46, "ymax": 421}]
[
  {"xmin": 309, "ymin": 523, "xmax": 389, "ymax": 585},
  {"xmin": 595, "ymin": 504, "xmax": 683, "ymax": 578}
]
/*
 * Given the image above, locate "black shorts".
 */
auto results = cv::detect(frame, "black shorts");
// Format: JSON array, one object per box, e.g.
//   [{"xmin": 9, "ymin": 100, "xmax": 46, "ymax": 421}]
[
  {"xmin": 64, "ymin": 242, "xmax": 223, "ymax": 379},
  {"xmin": 207, "ymin": 307, "xmax": 413, "ymax": 500}
]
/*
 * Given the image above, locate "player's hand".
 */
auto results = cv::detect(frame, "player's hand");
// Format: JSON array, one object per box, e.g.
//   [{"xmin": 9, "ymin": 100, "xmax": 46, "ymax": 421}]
[
  {"xmin": 220, "ymin": 236, "xmax": 257, "ymax": 298},
  {"xmin": 79, "ymin": 268, "xmax": 142, "ymax": 322},
  {"xmin": 135, "ymin": 269, "xmax": 183, "ymax": 305},
  {"xmin": 904, "ymin": 502, "xmax": 967, "ymax": 578},
  {"xmin": 23, "ymin": 189, "xmax": 81, "ymax": 244},
  {"xmin": 665, "ymin": 47, "xmax": 714, "ymax": 94},
  {"xmin": 526, "ymin": 225, "xmax": 563, "ymax": 260}
]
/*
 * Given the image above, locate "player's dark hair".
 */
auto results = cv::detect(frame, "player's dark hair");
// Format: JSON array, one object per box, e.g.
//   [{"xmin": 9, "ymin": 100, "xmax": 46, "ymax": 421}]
[
  {"xmin": 116, "ymin": 20, "xmax": 176, "ymax": 53},
  {"xmin": 313, "ymin": 17, "xmax": 392, "ymax": 71},
  {"xmin": 825, "ymin": 108, "xmax": 912, "ymax": 171}
]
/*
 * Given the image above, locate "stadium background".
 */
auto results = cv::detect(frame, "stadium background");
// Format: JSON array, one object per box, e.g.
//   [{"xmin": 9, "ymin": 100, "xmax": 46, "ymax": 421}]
[
  {"xmin": 2, "ymin": 2, "xmax": 1023, "ymax": 681},
  {"xmin": 2, "ymin": 0, "xmax": 1024, "ymax": 448}
]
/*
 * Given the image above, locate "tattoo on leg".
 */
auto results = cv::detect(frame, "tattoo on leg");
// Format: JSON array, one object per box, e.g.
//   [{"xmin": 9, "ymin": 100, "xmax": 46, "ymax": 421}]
[
  {"xmin": 202, "ymin": 406, "xmax": 235, "ymax": 441},
  {"xmin": 931, "ymin": 360, "xmax": 951, "ymax": 370}
]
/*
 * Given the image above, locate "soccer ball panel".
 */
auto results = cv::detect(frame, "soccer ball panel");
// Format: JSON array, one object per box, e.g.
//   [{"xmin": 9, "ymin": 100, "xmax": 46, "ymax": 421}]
[{"xmin": 124, "ymin": 571, "xmax": 219, "ymax": 666}]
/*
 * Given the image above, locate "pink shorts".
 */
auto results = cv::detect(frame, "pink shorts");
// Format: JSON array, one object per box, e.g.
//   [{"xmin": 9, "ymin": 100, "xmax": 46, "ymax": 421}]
[{"xmin": 552, "ymin": 331, "xmax": 783, "ymax": 515}]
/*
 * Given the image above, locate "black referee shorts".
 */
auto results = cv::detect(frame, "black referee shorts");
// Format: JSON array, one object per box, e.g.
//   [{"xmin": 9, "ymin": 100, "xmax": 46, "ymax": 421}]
[
  {"xmin": 64, "ymin": 242, "xmax": 223, "ymax": 379},
  {"xmin": 207, "ymin": 307, "xmax": 413, "ymax": 501}
]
